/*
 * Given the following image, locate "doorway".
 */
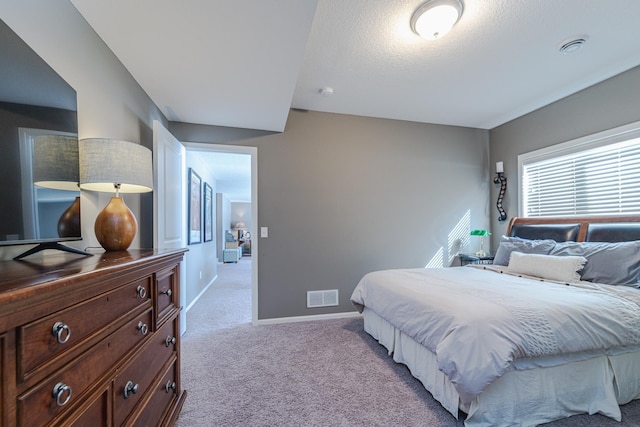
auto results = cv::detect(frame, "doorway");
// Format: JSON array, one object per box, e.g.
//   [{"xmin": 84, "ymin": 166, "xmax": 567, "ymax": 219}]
[{"xmin": 184, "ymin": 142, "xmax": 258, "ymax": 325}]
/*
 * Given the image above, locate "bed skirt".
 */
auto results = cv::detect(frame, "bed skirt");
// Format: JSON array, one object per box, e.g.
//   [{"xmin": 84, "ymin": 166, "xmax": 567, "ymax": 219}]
[{"xmin": 362, "ymin": 307, "xmax": 640, "ymax": 426}]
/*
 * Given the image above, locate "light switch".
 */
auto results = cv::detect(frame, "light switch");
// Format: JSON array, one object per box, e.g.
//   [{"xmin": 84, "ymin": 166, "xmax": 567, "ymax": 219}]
[{"xmin": 260, "ymin": 227, "xmax": 268, "ymax": 238}]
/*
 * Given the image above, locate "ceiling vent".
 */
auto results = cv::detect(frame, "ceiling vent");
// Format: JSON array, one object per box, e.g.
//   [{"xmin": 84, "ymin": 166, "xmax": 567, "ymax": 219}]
[
  {"xmin": 318, "ymin": 87, "xmax": 334, "ymax": 96},
  {"xmin": 559, "ymin": 36, "xmax": 588, "ymax": 54}
]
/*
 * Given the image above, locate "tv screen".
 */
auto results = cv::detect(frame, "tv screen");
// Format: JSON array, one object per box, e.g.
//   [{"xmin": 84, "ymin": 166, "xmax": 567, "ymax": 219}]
[{"xmin": 0, "ymin": 18, "xmax": 80, "ymax": 251}]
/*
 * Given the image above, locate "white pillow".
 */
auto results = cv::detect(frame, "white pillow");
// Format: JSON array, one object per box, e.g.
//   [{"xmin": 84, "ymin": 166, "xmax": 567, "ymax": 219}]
[{"xmin": 507, "ymin": 252, "xmax": 587, "ymax": 283}]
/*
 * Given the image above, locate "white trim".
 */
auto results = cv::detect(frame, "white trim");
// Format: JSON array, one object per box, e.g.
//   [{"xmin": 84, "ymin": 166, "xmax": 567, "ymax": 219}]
[
  {"xmin": 256, "ymin": 311, "xmax": 362, "ymax": 326},
  {"xmin": 184, "ymin": 274, "xmax": 218, "ymax": 314},
  {"xmin": 183, "ymin": 142, "xmax": 259, "ymax": 326},
  {"xmin": 518, "ymin": 120, "xmax": 640, "ymax": 216}
]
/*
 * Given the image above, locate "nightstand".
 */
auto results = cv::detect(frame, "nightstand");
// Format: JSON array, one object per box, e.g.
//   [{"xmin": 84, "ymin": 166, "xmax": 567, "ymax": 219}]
[{"xmin": 459, "ymin": 253, "xmax": 494, "ymax": 266}]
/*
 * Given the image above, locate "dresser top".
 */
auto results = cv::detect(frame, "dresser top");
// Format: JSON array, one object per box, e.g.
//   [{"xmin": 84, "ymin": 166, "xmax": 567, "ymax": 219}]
[{"xmin": 0, "ymin": 248, "xmax": 187, "ymax": 311}]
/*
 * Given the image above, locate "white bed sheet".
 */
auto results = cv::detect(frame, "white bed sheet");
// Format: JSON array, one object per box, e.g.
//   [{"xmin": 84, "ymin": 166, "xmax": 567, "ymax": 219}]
[
  {"xmin": 351, "ymin": 265, "xmax": 640, "ymax": 404},
  {"xmin": 363, "ymin": 308, "xmax": 640, "ymax": 426}
]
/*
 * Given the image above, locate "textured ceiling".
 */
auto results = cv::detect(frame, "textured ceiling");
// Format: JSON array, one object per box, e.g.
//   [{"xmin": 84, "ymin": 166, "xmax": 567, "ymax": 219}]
[
  {"xmin": 70, "ymin": 0, "xmax": 640, "ymax": 132},
  {"xmin": 68, "ymin": 0, "xmax": 640, "ymax": 201}
]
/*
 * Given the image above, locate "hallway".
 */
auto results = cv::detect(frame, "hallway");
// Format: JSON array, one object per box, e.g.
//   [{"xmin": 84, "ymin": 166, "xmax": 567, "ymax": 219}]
[{"xmin": 183, "ymin": 257, "xmax": 252, "ymax": 338}]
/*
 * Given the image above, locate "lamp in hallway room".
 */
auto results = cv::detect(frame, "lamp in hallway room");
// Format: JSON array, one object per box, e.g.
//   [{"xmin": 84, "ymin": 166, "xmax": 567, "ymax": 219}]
[
  {"xmin": 79, "ymin": 138, "xmax": 153, "ymax": 251},
  {"xmin": 470, "ymin": 229, "xmax": 491, "ymax": 257}
]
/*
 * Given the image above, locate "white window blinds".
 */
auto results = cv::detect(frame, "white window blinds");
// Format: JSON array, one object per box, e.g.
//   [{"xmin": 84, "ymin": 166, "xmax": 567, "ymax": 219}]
[{"xmin": 519, "ymin": 122, "xmax": 640, "ymax": 218}]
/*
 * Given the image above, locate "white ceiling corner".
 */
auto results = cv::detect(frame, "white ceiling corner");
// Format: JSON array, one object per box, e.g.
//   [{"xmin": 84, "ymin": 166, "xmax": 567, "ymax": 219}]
[
  {"xmin": 68, "ymin": 0, "xmax": 640, "ymax": 200},
  {"xmin": 70, "ymin": 0, "xmax": 640, "ymax": 131}
]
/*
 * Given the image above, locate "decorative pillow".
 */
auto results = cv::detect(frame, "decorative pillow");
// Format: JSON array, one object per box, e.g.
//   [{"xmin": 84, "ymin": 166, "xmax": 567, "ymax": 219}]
[
  {"xmin": 493, "ymin": 236, "xmax": 556, "ymax": 266},
  {"xmin": 507, "ymin": 252, "xmax": 587, "ymax": 283},
  {"xmin": 550, "ymin": 241, "xmax": 640, "ymax": 286}
]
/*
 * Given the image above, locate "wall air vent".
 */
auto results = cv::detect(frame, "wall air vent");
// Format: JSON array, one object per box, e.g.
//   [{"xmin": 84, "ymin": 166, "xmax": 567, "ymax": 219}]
[{"xmin": 307, "ymin": 290, "xmax": 339, "ymax": 308}]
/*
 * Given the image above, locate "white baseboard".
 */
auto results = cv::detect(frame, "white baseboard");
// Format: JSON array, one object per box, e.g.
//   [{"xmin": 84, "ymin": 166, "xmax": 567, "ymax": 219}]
[
  {"xmin": 255, "ymin": 311, "xmax": 361, "ymax": 326},
  {"xmin": 185, "ymin": 274, "xmax": 217, "ymax": 313}
]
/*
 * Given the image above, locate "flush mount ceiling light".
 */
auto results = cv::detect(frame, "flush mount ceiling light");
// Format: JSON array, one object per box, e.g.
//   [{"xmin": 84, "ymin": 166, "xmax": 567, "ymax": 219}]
[{"xmin": 411, "ymin": 0, "xmax": 463, "ymax": 40}]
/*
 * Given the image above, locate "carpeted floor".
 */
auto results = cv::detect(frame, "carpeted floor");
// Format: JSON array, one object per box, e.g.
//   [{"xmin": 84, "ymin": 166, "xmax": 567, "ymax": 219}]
[{"xmin": 175, "ymin": 257, "xmax": 640, "ymax": 426}]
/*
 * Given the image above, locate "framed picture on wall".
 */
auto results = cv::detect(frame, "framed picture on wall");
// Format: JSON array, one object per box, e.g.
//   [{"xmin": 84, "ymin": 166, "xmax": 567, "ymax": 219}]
[
  {"xmin": 188, "ymin": 168, "xmax": 202, "ymax": 244},
  {"xmin": 204, "ymin": 182, "xmax": 213, "ymax": 242}
]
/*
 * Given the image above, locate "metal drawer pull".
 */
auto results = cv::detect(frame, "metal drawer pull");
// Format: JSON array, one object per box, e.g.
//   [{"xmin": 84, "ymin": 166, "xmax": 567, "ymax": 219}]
[
  {"xmin": 52, "ymin": 321, "xmax": 71, "ymax": 344},
  {"xmin": 136, "ymin": 285, "xmax": 147, "ymax": 299},
  {"xmin": 123, "ymin": 381, "xmax": 139, "ymax": 399},
  {"xmin": 165, "ymin": 380, "xmax": 177, "ymax": 393},
  {"xmin": 165, "ymin": 336, "xmax": 176, "ymax": 347},
  {"xmin": 137, "ymin": 321, "xmax": 149, "ymax": 336},
  {"xmin": 53, "ymin": 382, "xmax": 72, "ymax": 407},
  {"xmin": 161, "ymin": 288, "xmax": 172, "ymax": 297}
]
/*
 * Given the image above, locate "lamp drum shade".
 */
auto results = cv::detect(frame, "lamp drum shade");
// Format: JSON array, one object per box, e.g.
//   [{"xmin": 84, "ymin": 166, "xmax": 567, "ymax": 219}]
[
  {"xmin": 33, "ymin": 135, "xmax": 80, "ymax": 191},
  {"xmin": 79, "ymin": 138, "xmax": 153, "ymax": 193}
]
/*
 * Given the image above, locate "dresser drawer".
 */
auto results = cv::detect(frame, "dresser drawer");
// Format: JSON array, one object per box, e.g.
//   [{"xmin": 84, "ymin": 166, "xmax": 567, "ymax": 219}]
[
  {"xmin": 155, "ymin": 267, "xmax": 178, "ymax": 325},
  {"xmin": 18, "ymin": 276, "xmax": 152, "ymax": 381},
  {"xmin": 52, "ymin": 387, "xmax": 109, "ymax": 427},
  {"xmin": 17, "ymin": 309, "xmax": 152, "ymax": 427},
  {"xmin": 130, "ymin": 358, "xmax": 179, "ymax": 427},
  {"xmin": 114, "ymin": 317, "xmax": 177, "ymax": 426}
]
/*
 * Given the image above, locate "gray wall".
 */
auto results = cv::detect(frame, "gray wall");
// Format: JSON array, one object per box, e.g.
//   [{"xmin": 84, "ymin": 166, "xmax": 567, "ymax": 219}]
[
  {"xmin": 172, "ymin": 110, "xmax": 490, "ymax": 320},
  {"xmin": 489, "ymin": 65, "xmax": 640, "ymax": 246},
  {"xmin": 0, "ymin": 0, "xmax": 165, "ymax": 258},
  {"xmin": 2, "ymin": 1, "xmax": 491, "ymax": 322}
]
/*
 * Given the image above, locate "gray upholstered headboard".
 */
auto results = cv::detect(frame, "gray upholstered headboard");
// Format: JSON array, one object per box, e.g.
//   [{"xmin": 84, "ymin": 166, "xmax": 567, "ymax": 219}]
[
  {"xmin": 507, "ymin": 216, "xmax": 640, "ymax": 242},
  {"xmin": 586, "ymin": 223, "xmax": 640, "ymax": 242},
  {"xmin": 509, "ymin": 223, "xmax": 580, "ymax": 242}
]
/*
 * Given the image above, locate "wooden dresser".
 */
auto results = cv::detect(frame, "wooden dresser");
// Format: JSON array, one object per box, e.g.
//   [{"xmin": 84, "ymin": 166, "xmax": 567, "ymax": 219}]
[{"xmin": 0, "ymin": 248, "xmax": 187, "ymax": 426}]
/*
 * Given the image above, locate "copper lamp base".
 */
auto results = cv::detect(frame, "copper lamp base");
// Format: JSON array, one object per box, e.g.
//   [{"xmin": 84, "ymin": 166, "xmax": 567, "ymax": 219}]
[{"xmin": 94, "ymin": 197, "xmax": 137, "ymax": 251}]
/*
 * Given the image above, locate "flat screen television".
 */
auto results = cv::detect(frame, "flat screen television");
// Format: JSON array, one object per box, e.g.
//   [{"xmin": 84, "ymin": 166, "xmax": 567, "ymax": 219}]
[{"xmin": 0, "ymin": 18, "xmax": 89, "ymax": 259}]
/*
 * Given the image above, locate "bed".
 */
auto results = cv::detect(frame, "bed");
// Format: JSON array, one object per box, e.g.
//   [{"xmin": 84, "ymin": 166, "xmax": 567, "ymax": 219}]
[{"xmin": 350, "ymin": 215, "xmax": 640, "ymax": 426}]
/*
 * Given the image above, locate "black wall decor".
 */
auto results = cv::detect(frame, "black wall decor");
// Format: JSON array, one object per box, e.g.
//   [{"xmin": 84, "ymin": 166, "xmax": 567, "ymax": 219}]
[{"xmin": 494, "ymin": 171, "xmax": 507, "ymax": 222}]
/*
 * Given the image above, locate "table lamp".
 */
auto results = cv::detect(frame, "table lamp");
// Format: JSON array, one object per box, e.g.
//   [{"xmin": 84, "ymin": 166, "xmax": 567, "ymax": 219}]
[
  {"xmin": 79, "ymin": 138, "xmax": 153, "ymax": 251},
  {"xmin": 470, "ymin": 229, "xmax": 491, "ymax": 257},
  {"xmin": 33, "ymin": 134, "xmax": 81, "ymax": 237}
]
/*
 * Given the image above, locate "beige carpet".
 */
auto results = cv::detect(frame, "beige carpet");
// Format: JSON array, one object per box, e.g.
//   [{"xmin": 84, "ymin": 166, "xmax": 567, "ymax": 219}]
[
  {"xmin": 182, "ymin": 257, "xmax": 252, "ymax": 336},
  {"xmin": 175, "ymin": 257, "xmax": 640, "ymax": 426}
]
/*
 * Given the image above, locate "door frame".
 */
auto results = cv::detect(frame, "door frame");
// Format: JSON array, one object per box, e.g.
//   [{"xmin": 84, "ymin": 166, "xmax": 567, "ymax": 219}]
[
  {"xmin": 153, "ymin": 120, "xmax": 187, "ymax": 333},
  {"xmin": 184, "ymin": 142, "xmax": 258, "ymax": 325}
]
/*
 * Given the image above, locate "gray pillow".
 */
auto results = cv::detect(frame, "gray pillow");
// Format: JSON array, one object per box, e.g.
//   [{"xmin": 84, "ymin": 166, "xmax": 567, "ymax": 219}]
[
  {"xmin": 550, "ymin": 241, "xmax": 640, "ymax": 286},
  {"xmin": 493, "ymin": 236, "xmax": 556, "ymax": 266}
]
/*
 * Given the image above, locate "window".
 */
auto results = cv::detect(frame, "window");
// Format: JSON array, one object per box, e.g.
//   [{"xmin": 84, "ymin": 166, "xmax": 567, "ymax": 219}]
[{"xmin": 519, "ymin": 121, "xmax": 640, "ymax": 217}]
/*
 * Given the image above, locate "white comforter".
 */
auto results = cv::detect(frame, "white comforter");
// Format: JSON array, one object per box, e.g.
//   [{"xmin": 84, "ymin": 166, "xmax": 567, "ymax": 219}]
[{"xmin": 350, "ymin": 266, "xmax": 640, "ymax": 404}]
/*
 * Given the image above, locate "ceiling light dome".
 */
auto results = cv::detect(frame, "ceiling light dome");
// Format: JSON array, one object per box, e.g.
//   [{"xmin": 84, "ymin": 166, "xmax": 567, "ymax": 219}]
[{"xmin": 411, "ymin": 0, "xmax": 463, "ymax": 40}]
